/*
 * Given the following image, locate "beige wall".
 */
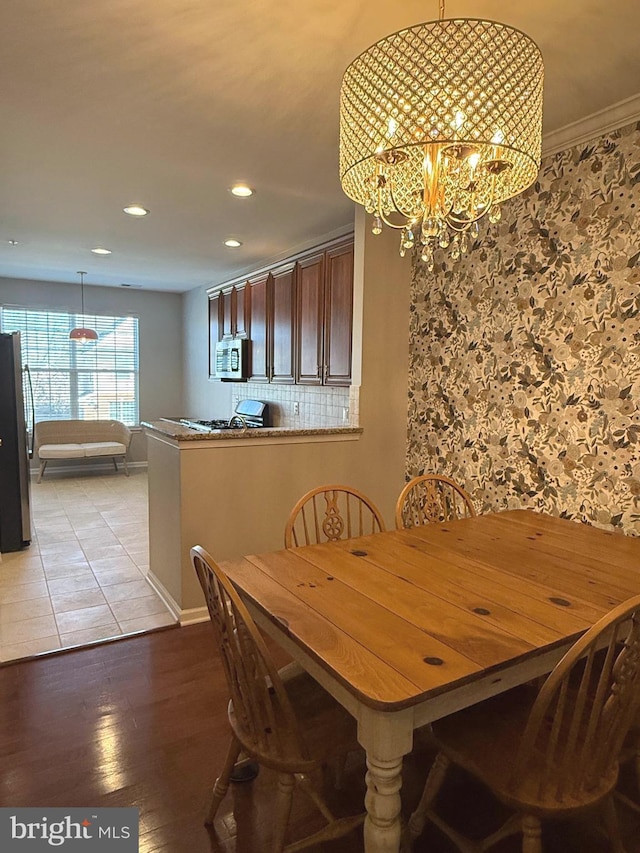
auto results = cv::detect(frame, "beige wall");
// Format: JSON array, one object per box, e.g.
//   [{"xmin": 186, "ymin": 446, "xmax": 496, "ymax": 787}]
[{"xmin": 0, "ymin": 276, "xmax": 184, "ymax": 464}]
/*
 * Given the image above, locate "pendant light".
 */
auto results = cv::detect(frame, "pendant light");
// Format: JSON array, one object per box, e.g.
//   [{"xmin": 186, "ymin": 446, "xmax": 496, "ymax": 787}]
[
  {"xmin": 339, "ymin": 0, "xmax": 544, "ymax": 265},
  {"xmin": 69, "ymin": 271, "xmax": 98, "ymax": 342}
]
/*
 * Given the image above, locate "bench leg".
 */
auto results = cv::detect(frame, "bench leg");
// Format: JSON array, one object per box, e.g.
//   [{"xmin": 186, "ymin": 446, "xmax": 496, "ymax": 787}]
[
  {"xmin": 37, "ymin": 461, "xmax": 47, "ymax": 483},
  {"xmin": 112, "ymin": 457, "xmax": 118, "ymax": 472}
]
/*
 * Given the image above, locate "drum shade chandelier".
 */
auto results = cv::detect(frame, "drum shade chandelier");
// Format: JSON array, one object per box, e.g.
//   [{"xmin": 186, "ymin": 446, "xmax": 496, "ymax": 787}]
[
  {"xmin": 339, "ymin": 1, "xmax": 544, "ymax": 267},
  {"xmin": 69, "ymin": 271, "xmax": 98, "ymax": 342}
]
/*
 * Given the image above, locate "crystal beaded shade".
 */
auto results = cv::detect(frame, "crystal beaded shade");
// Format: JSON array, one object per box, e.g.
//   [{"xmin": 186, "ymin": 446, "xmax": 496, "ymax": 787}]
[{"xmin": 339, "ymin": 18, "xmax": 544, "ymax": 253}]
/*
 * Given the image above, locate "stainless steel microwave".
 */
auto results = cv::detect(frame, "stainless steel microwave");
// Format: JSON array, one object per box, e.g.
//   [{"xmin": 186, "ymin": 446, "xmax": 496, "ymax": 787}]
[{"xmin": 215, "ymin": 338, "xmax": 248, "ymax": 381}]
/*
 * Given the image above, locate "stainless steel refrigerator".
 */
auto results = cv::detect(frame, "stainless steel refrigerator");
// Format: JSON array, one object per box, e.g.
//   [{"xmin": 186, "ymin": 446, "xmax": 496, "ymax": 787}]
[{"xmin": 0, "ymin": 332, "xmax": 32, "ymax": 552}]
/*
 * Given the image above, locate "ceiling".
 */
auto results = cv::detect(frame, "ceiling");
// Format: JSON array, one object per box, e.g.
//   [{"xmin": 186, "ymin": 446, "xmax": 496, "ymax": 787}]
[{"xmin": 2, "ymin": 0, "xmax": 640, "ymax": 293}]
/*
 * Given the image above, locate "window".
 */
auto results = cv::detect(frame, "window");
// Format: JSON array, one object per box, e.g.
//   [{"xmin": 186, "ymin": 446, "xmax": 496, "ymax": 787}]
[{"xmin": 1, "ymin": 307, "xmax": 139, "ymax": 426}]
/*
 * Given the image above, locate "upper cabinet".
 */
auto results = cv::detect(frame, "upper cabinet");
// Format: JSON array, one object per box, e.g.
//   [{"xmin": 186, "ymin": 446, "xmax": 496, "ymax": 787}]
[
  {"xmin": 247, "ymin": 274, "xmax": 269, "ymax": 382},
  {"xmin": 323, "ymin": 241, "xmax": 354, "ymax": 386},
  {"xmin": 220, "ymin": 284, "xmax": 249, "ymax": 340},
  {"xmin": 208, "ymin": 290, "xmax": 222, "ymax": 377},
  {"xmin": 271, "ymin": 264, "xmax": 296, "ymax": 384},
  {"xmin": 208, "ymin": 235, "xmax": 354, "ymax": 386},
  {"xmin": 295, "ymin": 252, "xmax": 325, "ymax": 385},
  {"xmin": 296, "ymin": 240, "xmax": 353, "ymax": 386}
]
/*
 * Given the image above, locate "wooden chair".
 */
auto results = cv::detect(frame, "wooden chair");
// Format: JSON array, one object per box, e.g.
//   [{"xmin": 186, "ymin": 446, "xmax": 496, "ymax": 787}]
[
  {"xmin": 405, "ymin": 594, "xmax": 640, "ymax": 853},
  {"xmin": 284, "ymin": 484, "xmax": 385, "ymax": 548},
  {"xmin": 191, "ymin": 545, "xmax": 364, "ymax": 852},
  {"xmin": 395, "ymin": 474, "xmax": 475, "ymax": 529}
]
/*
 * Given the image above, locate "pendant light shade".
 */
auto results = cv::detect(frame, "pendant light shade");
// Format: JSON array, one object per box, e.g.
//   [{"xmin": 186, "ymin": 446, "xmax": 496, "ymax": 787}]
[
  {"xmin": 69, "ymin": 271, "xmax": 98, "ymax": 342},
  {"xmin": 339, "ymin": 3, "xmax": 544, "ymax": 264}
]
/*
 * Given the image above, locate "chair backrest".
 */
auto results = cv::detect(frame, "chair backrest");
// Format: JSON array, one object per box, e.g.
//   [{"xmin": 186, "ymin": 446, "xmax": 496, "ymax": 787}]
[
  {"xmin": 191, "ymin": 545, "xmax": 310, "ymax": 767},
  {"xmin": 512, "ymin": 594, "xmax": 640, "ymax": 805},
  {"xmin": 284, "ymin": 484, "xmax": 385, "ymax": 548},
  {"xmin": 395, "ymin": 474, "xmax": 475, "ymax": 529}
]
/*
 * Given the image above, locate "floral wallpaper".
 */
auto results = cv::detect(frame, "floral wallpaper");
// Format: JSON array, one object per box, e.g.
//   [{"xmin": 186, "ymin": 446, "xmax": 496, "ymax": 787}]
[{"xmin": 407, "ymin": 120, "xmax": 640, "ymax": 535}]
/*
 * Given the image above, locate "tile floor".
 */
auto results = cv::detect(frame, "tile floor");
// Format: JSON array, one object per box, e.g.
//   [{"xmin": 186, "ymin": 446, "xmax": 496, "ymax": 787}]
[{"xmin": 0, "ymin": 469, "xmax": 176, "ymax": 663}]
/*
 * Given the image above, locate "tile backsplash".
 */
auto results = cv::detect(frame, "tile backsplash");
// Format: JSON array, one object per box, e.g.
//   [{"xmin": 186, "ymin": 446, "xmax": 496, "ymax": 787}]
[{"xmin": 234, "ymin": 383, "xmax": 359, "ymax": 428}]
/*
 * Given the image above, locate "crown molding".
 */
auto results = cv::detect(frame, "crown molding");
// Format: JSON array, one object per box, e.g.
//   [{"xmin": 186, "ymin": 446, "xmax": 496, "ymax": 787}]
[{"xmin": 542, "ymin": 92, "xmax": 640, "ymax": 157}]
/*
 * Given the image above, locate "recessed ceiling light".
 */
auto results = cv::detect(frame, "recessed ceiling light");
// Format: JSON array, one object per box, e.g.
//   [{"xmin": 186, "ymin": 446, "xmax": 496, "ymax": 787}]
[
  {"xmin": 123, "ymin": 204, "xmax": 150, "ymax": 216},
  {"xmin": 91, "ymin": 247, "xmax": 112, "ymax": 255},
  {"xmin": 230, "ymin": 184, "xmax": 254, "ymax": 198},
  {"xmin": 224, "ymin": 239, "xmax": 243, "ymax": 248}
]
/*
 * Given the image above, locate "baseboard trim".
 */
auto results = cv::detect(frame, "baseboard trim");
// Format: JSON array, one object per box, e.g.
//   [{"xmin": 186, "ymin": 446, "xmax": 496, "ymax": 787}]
[
  {"xmin": 146, "ymin": 571, "xmax": 182, "ymax": 621},
  {"xmin": 145, "ymin": 571, "xmax": 209, "ymax": 626},
  {"xmin": 179, "ymin": 606, "xmax": 209, "ymax": 626}
]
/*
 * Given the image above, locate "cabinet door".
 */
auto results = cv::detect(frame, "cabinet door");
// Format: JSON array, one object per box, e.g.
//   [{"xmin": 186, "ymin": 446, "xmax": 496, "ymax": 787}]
[
  {"xmin": 208, "ymin": 292, "xmax": 222, "ymax": 378},
  {"xmin": 324, "ymin": 242, "xmax": 353, "ymax": 385},
  {"xmin": 234, "ymin": 283, "xmax": 249, "ymax": 338},
  {"xmin": 271, "ymin": 264, "xmax": 296, "ymax": 384},
  {"xmin": 295, "ymin": 252, "xmax": 324, "ymax": 385},
  {"xmin": 221, "ymin": 289, "xmax": 235, "ymax": 339},
  {"xmin": 247, "ymin": 274, "xmax": 270, "ymax": 382}
]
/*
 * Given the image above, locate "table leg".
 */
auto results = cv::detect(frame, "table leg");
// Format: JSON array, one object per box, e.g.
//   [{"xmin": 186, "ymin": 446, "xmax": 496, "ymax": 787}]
[{"xmin": 358, "ymin": 706, "xmax": 414, "ymax": 853}]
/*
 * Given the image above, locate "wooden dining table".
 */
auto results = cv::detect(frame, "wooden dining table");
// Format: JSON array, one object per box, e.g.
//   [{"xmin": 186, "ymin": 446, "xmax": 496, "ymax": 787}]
[{"xmin": 221, "ymin": 509, "xmax": 640, "ymax": 853}]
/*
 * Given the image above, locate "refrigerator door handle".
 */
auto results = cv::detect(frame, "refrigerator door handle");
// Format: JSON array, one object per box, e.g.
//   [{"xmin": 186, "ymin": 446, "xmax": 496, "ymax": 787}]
[{"xmin": 24, "ymin": 364, "xmax": 35, "ymax": 458}]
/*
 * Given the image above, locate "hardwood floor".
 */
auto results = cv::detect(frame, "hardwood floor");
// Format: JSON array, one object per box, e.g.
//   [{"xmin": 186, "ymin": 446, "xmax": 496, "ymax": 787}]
[{"xmin": 1, "ymin": 623, "xmax": 639, "ymax": 852}]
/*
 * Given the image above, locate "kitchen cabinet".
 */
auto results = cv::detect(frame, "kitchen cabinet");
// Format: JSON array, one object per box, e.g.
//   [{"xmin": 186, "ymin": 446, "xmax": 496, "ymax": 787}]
[
  {"xmin": 247, "ymin": 274, "xmax": 270, "ymax": 382},
  {"xmin": 295, "ymin": 240, "xmax": 353, "ymax": 386},
  {"xmin": 220, "ymin": 284, "xmax": 249, "ymax": 340},
  {"xmin": 208, "ymin": 291, "xmax": 222, "ymax": 377},
  {"xmin": 295, "ymin": 252, "xmax": 325, "ymax": 385},
  {"xmin": 270, "ymin": 264, "xmax": 296, "ymax": 384},
  {"xmin": 208, "ymin": 234, "xmax": 353, "ymax": 385},
  {"xmin": 323, "ymin": 241, "xmax": 353, "ymax": 385}
]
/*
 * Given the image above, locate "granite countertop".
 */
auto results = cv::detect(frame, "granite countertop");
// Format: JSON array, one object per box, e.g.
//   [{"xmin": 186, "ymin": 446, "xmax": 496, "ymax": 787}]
[{"xmin": 141, "ymin": 419, "xmax": 362, "ymax": 441}]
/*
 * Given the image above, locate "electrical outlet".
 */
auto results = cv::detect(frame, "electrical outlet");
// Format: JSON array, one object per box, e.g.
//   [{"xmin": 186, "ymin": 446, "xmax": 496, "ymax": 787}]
[
  {"xmin": 342, "ymin": 407, "xmax": 349, "ymax": 423},
  {"xmin": 293, "ymin": 401, "xmax": 300, "ymax": 416},
  {"xmin": 234, "ymin": 394, "xmax": 240, "ymax": 405}
]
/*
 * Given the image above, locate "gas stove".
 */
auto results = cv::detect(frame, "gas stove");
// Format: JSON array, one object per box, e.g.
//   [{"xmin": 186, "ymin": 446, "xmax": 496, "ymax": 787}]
[
  {"xmin": 178, "ymin": 400, "xmax": 270, "ymax": 432},
  {"xmin": 180, "ymin": 417, "xmax": 249, "ymax": 432}
]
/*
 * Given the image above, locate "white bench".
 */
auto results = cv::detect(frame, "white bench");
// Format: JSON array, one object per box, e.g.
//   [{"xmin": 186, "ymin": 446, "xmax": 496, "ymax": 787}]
[{"xmin": 34, "ymin": 419, "xmax": 132, "ymax": 482}]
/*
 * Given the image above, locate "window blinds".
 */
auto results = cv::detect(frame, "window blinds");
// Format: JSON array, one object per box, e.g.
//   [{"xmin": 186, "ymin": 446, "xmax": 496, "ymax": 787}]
[{"xmin": 1, "ymin": 307, "xmax": 140, "ymax": 426}]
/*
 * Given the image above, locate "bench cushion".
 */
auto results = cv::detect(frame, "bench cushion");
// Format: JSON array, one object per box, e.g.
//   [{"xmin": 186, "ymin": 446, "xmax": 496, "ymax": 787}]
[
  {"xmin": 81, "ymin": 442, "xmax": 127, "ymax": 457},
  {"xmin": 38, "ymin": 443, "xmax": 86, "ymax": 459}
]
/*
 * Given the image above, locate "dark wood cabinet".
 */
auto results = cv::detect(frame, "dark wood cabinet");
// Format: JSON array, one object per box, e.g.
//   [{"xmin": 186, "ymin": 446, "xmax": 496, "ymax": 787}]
[
  {"xmin": 208, "ymin": 235, "xmax": 353, "ymax": 385},
  {"xmin": 295, "ymin": 241, "xmax": 353, "ymax": 386},
  {"xmin": 208, "ymin": 291, "xmax": 222, "ymax": 377},
  {"xmin": 270, "ymin": 264, "xmax": 296, "ymax": 384},
  {"xmin": 247, "ymin": 274, "xmax": 270, "ymax": 382},
  {"xmin": 295, "ymin": 252, "xmax": 325, "ymax": 385},
  {"xmin": 323, "ymin": 242, "xmax": 353, "ymax": 385},
  {"xmin": 220, "ymin": 284, "xmax": 249, "ymax": 340}
]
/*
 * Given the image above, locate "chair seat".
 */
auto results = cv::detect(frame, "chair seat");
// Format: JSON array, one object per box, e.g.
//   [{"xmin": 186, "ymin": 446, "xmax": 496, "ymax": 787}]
[
  {"xmin": 229, "ymin": 667, "xmax": 359, "ymax": 773},
  {"xmin": 432, "ymin": 684, "xmax": 617, "ymax": 815},
  {"xmin": 81, "ymin": 441, "xmax": 127, "ymax": 456},
  {"xmin": 38, "ymin": 442, "xmax": 86, "ymax": 458}
]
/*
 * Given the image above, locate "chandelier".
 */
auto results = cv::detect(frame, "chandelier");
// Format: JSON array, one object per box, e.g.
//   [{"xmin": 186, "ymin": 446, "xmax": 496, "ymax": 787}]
[{"xmin": 339, "ymin": 2, "xmax": 544, "ymax": 267}]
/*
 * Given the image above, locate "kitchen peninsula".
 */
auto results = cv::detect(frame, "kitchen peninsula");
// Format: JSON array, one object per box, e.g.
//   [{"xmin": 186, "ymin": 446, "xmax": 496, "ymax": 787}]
[{"xmin": 142, "ymin": 419, "xmax": 362, "ymax": 623}]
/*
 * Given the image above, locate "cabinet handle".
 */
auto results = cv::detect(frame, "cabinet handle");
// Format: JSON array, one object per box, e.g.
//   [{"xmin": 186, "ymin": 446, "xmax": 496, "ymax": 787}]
[
  {"xmin": 317, "ymin": 365, "xmax": 321, "ymax": 377},
  {"xmin": 323, "ymin": 364, "xmax": 328, "ymax": 382}
]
